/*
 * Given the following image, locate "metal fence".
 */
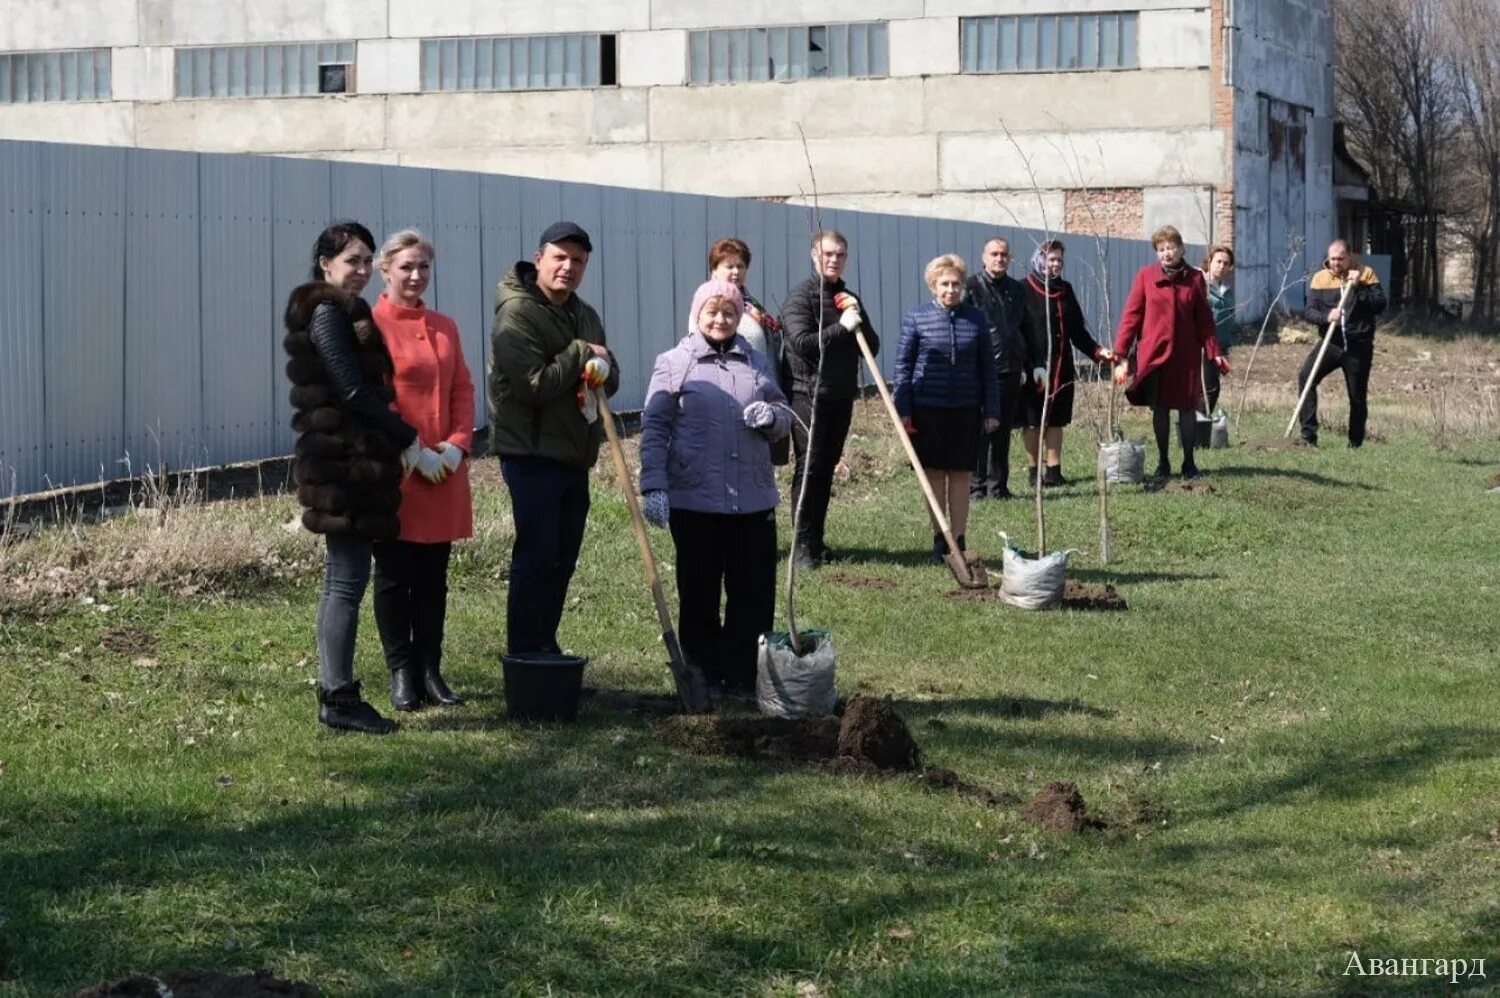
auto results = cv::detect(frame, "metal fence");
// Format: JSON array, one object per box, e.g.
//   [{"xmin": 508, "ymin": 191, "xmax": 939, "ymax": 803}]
[{"xmin": 0, "ymin": 138, "xmax": 1176, "ymax": 496}]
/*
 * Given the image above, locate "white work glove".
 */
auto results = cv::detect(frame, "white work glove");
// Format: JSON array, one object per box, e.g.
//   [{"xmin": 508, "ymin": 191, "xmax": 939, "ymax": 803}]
[
  {"xmin": 582, "ymin": 356, "xmax": 611, "ymax": 388},
  {"xmin": 1032, "ymin": 366, "xmax": 1048, "ymax": 390},
  {"xmin": 400, "ymin": 438, "xmax": 422, "ymax": 476},
  {"xmin": 642, "ymin": 489, "xmax": 670, "ymax": 527},
  {"xmin": 436, "ymin": 441, "xmax": 464, "ymax": 474},
  {"xmin": 838, "ymin": 308, "xmax": 862, "ymax": 332},
  {"xmin": 743, "ymin": 401, "xmax": 776, "ymax": 429},
  {"xmin": 415, "ymin": 447, "xmax": 448, "ymax": 484}
]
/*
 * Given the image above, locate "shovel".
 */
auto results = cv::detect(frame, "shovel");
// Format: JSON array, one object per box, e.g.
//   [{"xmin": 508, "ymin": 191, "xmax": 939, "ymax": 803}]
[
  {"xmin": 595, "ymin": 391, "xmax": 711, "ymax": 714},
  {"xmin": 851, "ymin": 327, "xmax": 986, "ymax": 589}
]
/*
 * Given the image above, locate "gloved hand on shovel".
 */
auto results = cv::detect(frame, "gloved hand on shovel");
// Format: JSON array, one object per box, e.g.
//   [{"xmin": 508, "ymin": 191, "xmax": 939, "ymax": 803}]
[
  {"xmin": 833, "ymin": 291, "xmax": 863, "ymax": 332},
  {"xmin": 1213, "ymin": 355, "xmax": 1232, "ymax": 375},
  {"xmin": 1032, "ymin": 366, "xmax": 1048, "ymax": 391},
  {"xmin": 1112, "ymin": 362, "xmax": 1131, "ymax": 386},
  {"xmin": 642, "ymin": 489, "xmax": 670, "ymax": 528},
  {"xmin": 581, "ymin": 355, "xmax": 611, "ymax": 388}
]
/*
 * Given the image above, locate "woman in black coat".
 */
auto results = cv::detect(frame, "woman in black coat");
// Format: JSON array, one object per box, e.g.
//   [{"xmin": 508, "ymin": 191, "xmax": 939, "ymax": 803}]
[
  {"xmin": 284, "ymin": 221, "xmax": 428, "ymax": 735},
  {"xmin": 1020, "ymin": 239, "xmax": 1114, "ymax": 486}
]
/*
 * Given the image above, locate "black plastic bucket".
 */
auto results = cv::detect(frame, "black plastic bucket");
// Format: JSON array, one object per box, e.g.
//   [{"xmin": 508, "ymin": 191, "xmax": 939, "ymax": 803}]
[
  {"xmin": 502, "ymin": 653, "xmax": 587, "ymax": 722},
  {"xmin": 1194, "ymin": 413, "xmax": 1213, "ymax": 448}
]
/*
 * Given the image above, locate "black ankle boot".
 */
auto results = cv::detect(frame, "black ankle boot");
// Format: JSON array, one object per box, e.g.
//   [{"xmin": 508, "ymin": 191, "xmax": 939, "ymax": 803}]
[
  {"xmin": 389, "ymin": 666, "xmax": 424, "ymax": 712},
  {"xmin": 1042, "ymin": 465, "xmax": 1064, "ymax": 487},
  {"xmin": 422, "ymin": 663, "xmax": 464, "ymax": 707},
  {"xmin": 1026, "ymin": 466, "xmax": 1039, "ymax": 487},
  {"xmin": 956, "ymin": 534, "xmax": 966, "ymax": 552},
  {"xmin": 930, "ymin": 533, "xmax": 947, "ymax": 564},
  {"xmin": 1180, "ymin": 460, "xmax": 1202, "ymax": 480},
  {"xmin": 319, "ymin": 682, "xmax": 397, "ymax": 734},
  {"xmin": 1154, "ymin": 459, "xmax": 1172, "ymax": 480}
]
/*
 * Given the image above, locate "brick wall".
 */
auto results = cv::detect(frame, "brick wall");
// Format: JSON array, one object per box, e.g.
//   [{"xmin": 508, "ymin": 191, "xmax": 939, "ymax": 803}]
[
  {"xmin": 1064, "ymin": 188, "xmax": 1144, "ymax": 238},
  {"xmin": 1210, "ymin": 0, "xmax": 1235, "ymax": 246}
]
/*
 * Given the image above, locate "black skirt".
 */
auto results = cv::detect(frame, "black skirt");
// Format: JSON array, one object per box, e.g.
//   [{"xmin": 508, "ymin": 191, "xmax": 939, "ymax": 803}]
[
  {"xmin": 911, "ymin": 405, "xmax": 981, "ymax": 470},
  {"xmin": 1021, "ymin": 382, "xmax": 1074, "ymax": 428}
]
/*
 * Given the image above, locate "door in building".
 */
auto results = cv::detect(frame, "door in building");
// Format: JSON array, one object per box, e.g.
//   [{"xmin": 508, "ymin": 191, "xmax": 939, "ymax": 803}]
[{"xmin": 1265, "ymin": 96, "xmax": 1310, "ymax": 311}]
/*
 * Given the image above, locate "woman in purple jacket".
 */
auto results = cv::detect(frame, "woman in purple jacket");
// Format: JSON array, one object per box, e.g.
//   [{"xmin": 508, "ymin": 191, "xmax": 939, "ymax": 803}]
[{"xmin": 639, "ymin": 279, "xmax": 792, "ymax": 696}]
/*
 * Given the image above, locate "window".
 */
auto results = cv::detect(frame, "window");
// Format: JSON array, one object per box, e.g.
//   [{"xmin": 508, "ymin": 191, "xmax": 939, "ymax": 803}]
[
  {"xmin": 961, "ymin": 14, "xmax": 1138, "ymax": 73},
  {"xmin": 174, "ymin": 42, "xmax": 356, "ymax": 98},
  {"xmin": 420, "ymin": 34, "xmax": 616, "ymax": 91},
  {"xmin": 688, "ymin": 23, "xmax": 888, "ymax": 84},
  {"xmin": 0, "ymin": 49, "xmax": 111, "ymax": 103}
]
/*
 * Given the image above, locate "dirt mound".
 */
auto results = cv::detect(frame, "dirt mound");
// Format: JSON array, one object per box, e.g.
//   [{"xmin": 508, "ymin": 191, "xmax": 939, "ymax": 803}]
[
  {"xmin": 838, "ymin": 696, "xmax": 923, "ymax": 772},
  {"xmin": 1021, "ymin": 781, "xmax": 1107, "ymax": 833},
  {"xmin": 76, "ymin": 970, "xmax": 317, "ymax": 998},
  {"xmin": 1061, "ymin": 581, "xmax": 1128, "ymax": 611},
  {"xmin": 653, "ymin": 714, "xmax": 841, "ymax": 762}
]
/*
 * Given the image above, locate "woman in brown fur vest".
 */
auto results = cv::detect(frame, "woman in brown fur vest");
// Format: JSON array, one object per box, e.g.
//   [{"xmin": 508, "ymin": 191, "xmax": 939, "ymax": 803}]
[{"xmin": 285, "ymin": 221, "xmax": 433, "ymax": 734}]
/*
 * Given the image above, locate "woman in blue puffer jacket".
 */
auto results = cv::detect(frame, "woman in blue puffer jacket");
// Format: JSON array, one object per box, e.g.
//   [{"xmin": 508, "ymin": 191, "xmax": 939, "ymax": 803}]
[
  {"xmin": 894, "ymin": 254, "xmax": 1001, "ymax": 564},
  {"xmin": 638, "ymin": 279, "xmax": 791, "ymax": 696}
]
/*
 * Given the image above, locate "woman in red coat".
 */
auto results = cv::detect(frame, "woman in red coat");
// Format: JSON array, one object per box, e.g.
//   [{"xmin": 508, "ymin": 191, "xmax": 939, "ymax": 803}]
[
  {"xmin": 372, "ymin": 229, "xmax": 476, "ymax": 710},
  {"xmin": 1113, "ymin": 226, "xmax": 1230, "ymax": 480}
]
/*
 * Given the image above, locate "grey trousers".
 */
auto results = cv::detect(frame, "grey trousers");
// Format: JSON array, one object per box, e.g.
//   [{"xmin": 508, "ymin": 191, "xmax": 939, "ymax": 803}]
[{"xmin": 316, "ymin": 533, "xmax": 373, "ymax": 691}]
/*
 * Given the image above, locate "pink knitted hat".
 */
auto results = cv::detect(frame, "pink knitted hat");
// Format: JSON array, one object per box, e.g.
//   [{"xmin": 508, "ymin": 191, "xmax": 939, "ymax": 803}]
[{"xmin": 687, "ymin": 279, "xmax": 744, "ymax": 334}]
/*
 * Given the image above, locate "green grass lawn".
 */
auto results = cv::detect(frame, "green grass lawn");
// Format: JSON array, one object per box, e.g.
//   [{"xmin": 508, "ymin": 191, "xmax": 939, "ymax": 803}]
[{"xmin": 2, "ymin": 348, "xmax": 1499, "ymax": 996}]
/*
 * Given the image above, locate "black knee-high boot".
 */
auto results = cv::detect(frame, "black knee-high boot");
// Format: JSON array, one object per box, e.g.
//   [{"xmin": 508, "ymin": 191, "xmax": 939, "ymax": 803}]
[
  {"xmin": 1177, "ymin": 409, "xmax": 1200, "ymax": 478},
  {"xmin": 1152, "ymin": 406, "xmax": 1172, "ymax": 478}
]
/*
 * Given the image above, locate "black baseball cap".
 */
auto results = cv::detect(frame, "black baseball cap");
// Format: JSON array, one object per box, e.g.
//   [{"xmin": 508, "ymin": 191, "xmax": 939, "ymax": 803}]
[{"xmin": 537, "ymin": 221, "xmax": 592, "ymax": 253}]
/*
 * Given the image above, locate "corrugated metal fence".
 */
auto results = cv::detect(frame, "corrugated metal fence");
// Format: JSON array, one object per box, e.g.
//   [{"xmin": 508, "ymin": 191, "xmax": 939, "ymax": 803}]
[{"xmin": 0, "ymin": 138, "xmax": 1177, "ymax": 496}]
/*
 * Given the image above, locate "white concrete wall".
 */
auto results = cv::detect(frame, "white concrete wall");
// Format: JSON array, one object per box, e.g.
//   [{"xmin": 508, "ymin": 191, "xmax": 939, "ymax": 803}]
[{"xmin": 0, "ymin": 0, "xmax": 1249, "ymax": 245}]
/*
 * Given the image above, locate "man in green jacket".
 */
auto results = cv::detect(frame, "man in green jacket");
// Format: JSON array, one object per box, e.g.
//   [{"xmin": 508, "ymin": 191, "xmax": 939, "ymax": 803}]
[{"xmin": 489, "ymin": 221, "xmax": 620, "ymax": 654}]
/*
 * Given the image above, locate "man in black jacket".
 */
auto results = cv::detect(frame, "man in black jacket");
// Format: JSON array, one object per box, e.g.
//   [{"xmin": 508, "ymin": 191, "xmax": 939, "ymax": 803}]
[
  {"xmin": 781, "ymin": 230, "xmax": 879, "ymax": 569},
  {"xmin": 965, "ymin": 237, "xmax": 1033, "ymax": 498},
  {"xmin": 1298, "ymin": 239, "xmax": 1387, "ymax": 447}
]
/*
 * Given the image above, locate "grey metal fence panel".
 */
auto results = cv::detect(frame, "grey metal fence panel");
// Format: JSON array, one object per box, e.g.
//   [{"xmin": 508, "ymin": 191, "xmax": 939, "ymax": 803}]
[
  {"xmin": 125, "ymin": 148, "xmax": 203, "ymax": 473},
  {"xmin": 2, "ymin": 139, "xmax": 1181, "ymax": 495},
  {"xmin": 0, "ymin": 142, "xmax": 46, "ymax": 493},
  {"xmin": 429, "ymin": 169, "xmax": 486, "ymax": 429},
  {"xmin": 43, "ymin": 143, "xmax": 128, "ymax": 489},
  {"xmin": 200, "ymin": 154, "xmax": 277, "ymax": 466}
]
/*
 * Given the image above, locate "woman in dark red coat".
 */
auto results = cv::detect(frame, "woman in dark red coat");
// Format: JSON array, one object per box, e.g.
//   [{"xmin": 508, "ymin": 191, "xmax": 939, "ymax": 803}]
[{"xmin": 1113, "ymin": 226, "xmax": 1230, "ymax": 480}]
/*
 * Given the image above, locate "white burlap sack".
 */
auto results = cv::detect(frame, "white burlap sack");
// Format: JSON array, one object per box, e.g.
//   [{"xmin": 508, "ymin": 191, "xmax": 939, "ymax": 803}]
[
  {"xmin": 756, "ymin": 630, "xmax": 837, "ymax": 718},
  {"xmin": 1098, "ymin": 440, "xmax": 1146, "ymax": 484},
  {"xmin": 997, "ymin": 533, "xmax": 1073, "ymax": 610}
]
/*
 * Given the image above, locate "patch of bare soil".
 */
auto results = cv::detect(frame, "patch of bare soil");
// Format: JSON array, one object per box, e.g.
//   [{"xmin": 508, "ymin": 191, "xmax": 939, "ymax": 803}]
[
  {"xmin": 1242, "ymin": 436, "xmax": 1311, "ymax": 452},
  {"xmin": 1151, "ymin": 479, "xmax": 1216, "ymax": 495},
  {"xmin": 1021, "ymin": 780, "xmax": 1107, "ymax": 833},
  {"xmin": 823, "ymin": 570, "xmax": 896, "ymax": 591},
  {"xmin": 99, "ymin": 627, "xmax": 156, "ymax": 655},
  {"xmin": 1061, "ymin": 581, "xmax": 1128, "ymax": 611},
  {"xmin": 654, "ymin": 714, "xmax": 842, "ymax": 762},
  {"xmin": 945, "ymin": 581, "xmax": 1128, "ymax": 612},
  {"xmin": 75, "ymin": 969, "xmax": 317, "ymax": 998},
  {"xmin": 653, "ymin": 695, "xmax": 925, "ymax": 773},
  {"xmin": 920, "ymin": 767, "xmax": 1022, "ymax": 807}
]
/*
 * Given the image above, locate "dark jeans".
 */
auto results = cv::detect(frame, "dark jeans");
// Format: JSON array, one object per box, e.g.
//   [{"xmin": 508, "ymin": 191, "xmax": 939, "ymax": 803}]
[
  {"xmin": 373, "ymin": 540, "xmax": 452, "ymax": 675},
  {"xmin": 500, "ymin": 456, "xmax": 591, "ymax": 654},
  {"xmin": 669, "ymin": 507, "xmax": 778, "ymax": 690},
  {"xmin": 789, "ymin": 392, "xmax": 854, "ymax": 558},
  {"xmin": 973, "ymin": 370, "xmax": 1026, "ymax": 496},
  {"xmin": 1297, "ymin": 339, "xmax": 1373, "ymax": 445},
  {"xmin": 316, "ymin": 533, "xmax": 373, "ymax": 691}
]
